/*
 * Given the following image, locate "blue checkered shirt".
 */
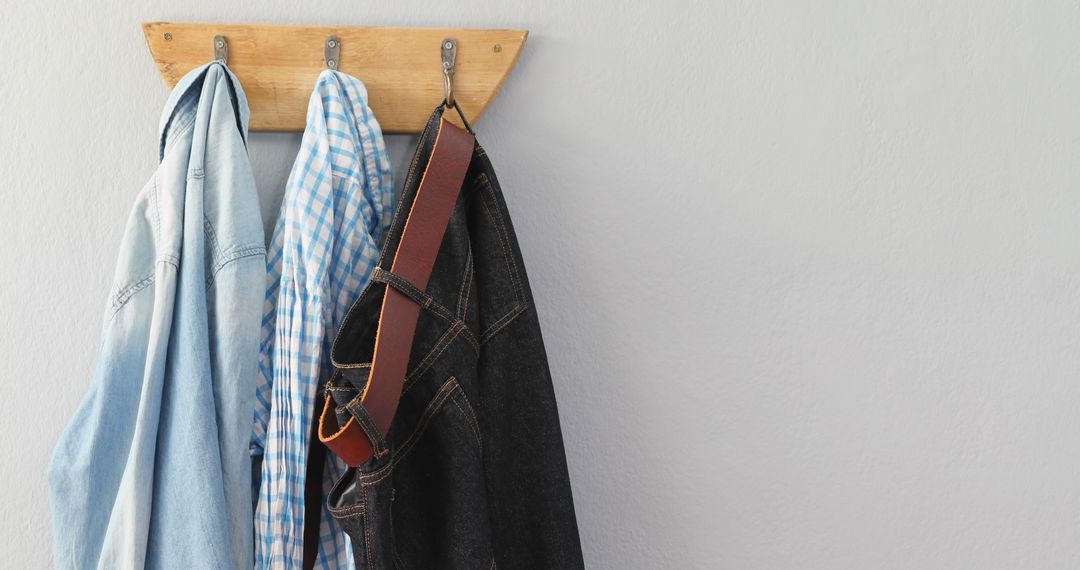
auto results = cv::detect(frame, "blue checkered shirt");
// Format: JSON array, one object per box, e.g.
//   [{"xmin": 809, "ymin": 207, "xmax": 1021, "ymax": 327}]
[{"xmin": 251, "ymin": 70, "xmax": 394, "ymax": 569}]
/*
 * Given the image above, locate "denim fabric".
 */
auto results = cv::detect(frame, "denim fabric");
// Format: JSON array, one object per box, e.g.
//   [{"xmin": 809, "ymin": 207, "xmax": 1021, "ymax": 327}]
[
  {"xmin": 323, "ymin": 108, "xmax": 585, "ymax": 569},
  {"xmin": 48, "ymin": 62, "xmax": 265, "ymax": 569}
]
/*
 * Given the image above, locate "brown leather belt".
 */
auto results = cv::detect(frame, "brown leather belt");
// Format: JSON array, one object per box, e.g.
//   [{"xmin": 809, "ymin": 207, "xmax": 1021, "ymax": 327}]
[{"xmin": 317, "ymin": 116, "xmax": 475, "ymax": 467}]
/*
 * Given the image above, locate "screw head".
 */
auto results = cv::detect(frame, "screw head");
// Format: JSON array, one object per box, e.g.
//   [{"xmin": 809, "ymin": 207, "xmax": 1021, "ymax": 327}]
[
  {"xmin": 163, "ymin": 32, "xmax": 172, "ymax": 41},
  {"xmin": 493, "ymin": 43, "xmax": 501, "ymax": 53},
  {"xmin": 216, "ymin": 39, "xmax": 224, "ymax": 48},
  {"xmin": 444, "ymin": 41, "xmax": 453, "ymax": 49},
  {"xmin": 328, "ymin": 59, "xmax": 337, "ymax": 68},
  {"xmin": 327, "ymin": 39, "xmax": 337, "ymax": 48}
]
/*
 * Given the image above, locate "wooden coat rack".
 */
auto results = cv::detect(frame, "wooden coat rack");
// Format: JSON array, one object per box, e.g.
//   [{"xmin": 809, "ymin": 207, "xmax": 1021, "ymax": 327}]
[{"xmin": 142, "ymin": 22, "xmax": 528, "ymax": 133}]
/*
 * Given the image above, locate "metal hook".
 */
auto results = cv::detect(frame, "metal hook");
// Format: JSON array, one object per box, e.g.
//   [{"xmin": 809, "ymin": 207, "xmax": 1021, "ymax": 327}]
[
  {"xmin": 325, "ymin": 36, "xmax": 340, "ymax": 70},
  {"xmin": 213, "ymin": 35, "xmax": 228, "ymax": 65},
  {"xmin": 441, "ymin": 38, "xmax": 457, "ymax": 106}
]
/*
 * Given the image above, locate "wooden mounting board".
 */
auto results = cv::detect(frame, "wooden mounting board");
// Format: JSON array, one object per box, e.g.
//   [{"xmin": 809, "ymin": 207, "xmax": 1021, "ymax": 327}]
[{"xmin": 142, "ymin": 22, "xmax": 528, "ymax": 133}]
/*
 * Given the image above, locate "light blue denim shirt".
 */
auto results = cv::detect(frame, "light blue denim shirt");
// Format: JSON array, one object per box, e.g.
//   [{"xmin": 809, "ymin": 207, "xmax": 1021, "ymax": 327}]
[{"xmin": 48, "ymin": 62, "xmax": 266, "ymax": 569}]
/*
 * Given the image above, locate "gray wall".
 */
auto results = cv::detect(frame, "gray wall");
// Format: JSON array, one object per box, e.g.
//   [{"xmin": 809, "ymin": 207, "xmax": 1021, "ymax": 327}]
[{"xmin": 3, "ymin": 1, "xmax": 1080, "ymax": 568}]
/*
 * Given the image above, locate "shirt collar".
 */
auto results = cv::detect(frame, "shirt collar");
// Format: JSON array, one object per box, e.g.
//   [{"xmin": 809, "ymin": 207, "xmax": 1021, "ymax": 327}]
[{"xmin": 156, "ymin": 61, "xmax": 251, "ymax": 161}]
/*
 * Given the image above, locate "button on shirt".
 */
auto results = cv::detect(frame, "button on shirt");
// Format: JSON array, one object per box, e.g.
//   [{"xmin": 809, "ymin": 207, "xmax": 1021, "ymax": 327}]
[{"xmin": 252, "ymin": 70, "xmax": 394, "ymax": 569}]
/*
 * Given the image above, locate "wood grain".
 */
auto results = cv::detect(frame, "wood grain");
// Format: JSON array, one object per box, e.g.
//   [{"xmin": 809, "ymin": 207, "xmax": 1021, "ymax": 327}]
[{"xmin": 142, "ymin": 22, "xmax": 528, "ymax": 133}]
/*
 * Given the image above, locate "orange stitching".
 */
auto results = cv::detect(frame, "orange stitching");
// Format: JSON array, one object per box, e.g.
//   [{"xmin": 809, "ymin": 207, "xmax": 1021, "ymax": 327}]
[
  {"xmin": 478, "ymin": 174, "xmax": 524, "ymax": 295},
  {"xmin": 403, "ymin": 323, "xmax": 463, "ymax": 393},
  {"xmin": 475, "ymin": 178, "xmax": 528, "ymax": 342},
  {"xmin": 451, "ymin": 391, "xmax": 483, "ymax": 450},
  {"xmin": 364, "ymin": 485, "xmax": 376, "ymax": 569},
  {"xmin": 480, "ymin": 303, "xmax": 527, "ymax": 345},
  {"xmin": 456, "ymin": 248, "xmax": 474, "ymax": 319},
  {"xmin": 360, "ymin": 378, "xmax": 460, "ymax": 486}
]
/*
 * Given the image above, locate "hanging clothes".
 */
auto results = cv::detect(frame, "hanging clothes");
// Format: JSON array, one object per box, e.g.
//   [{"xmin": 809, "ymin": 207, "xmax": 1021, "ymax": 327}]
[
  {"xmin": 320, "ymin": 106, "xmax": 586, "ymax": 568},
  {"xmin": 48, "ymin": 62, "xmax": 265, "ymax": 569},
  {"xmin": 251, "ymin": 70, "xmax": 394, "ymax": 569}
]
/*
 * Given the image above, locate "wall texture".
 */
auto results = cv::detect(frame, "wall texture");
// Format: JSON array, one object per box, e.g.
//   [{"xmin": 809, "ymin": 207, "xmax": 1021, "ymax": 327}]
[{"xmin": 3, "ymin": 1, "xmax": 1080, "ymax": 568}]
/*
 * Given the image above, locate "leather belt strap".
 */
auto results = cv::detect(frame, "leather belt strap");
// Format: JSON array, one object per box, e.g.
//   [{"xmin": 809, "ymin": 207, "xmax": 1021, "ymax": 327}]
[{"xmin": 318, "ymin": 117, "xmax": 475, "ymax": 467}]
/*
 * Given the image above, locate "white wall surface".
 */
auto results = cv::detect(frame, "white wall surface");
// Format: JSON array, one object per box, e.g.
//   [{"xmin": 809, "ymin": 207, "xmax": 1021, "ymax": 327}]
[{"xmin": 3, "ymin": 1, "xmax": 1080, "ymax": 568}]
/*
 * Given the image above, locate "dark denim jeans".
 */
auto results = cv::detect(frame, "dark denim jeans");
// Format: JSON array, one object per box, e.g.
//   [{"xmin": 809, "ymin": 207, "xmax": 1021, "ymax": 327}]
[{"xmin": 324, "ymin": 108, "xmax": 585, "ymax": 569}]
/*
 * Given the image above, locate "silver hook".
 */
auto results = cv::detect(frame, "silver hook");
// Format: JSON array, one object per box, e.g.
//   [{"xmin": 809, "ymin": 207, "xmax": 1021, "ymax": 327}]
[
  {"xmin": 213, "ymin": 35, "xmax": 228, "ymax": 65},
  {"xmin": 441, "ymin": 38, "xmax": 457, "ymax": 106},
  {"xmin": 325, "ymin": 36, "xmax": 340, "ymax": 70}
]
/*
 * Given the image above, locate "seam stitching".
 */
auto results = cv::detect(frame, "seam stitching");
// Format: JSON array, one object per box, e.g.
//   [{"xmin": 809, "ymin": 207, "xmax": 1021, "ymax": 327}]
[
  {"xmin": 475, "ymin": 174, "xmax": 529, "ymax": 343},
  {"xmin": 451, "ymin": 390, "xmax": 483, "ymax": 451},
  {"xmin": 480, "ymin": 303, "xmax": 527, "ymax": 345},
  {"xmin": 359, "ymin": 378, "xmax": 460, "ymax": 486},
  {"xmin": 374, "ymin": 267, "xmax": 457, "ymax": 323},
  {"xmin": 456, "ymin": 248, "xmax": 474, "ymax": 319},
  {"xmin": 110, "ymin": 273, "xmax": 155, "ymax": 314},
  {"xmin": 403, "ymin": 323, "xmax": 463, "ymax": 394}
]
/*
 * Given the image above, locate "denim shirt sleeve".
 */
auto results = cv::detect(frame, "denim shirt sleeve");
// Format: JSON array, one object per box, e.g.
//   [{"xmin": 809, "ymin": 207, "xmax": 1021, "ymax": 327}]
[{"xmin": 48, "ymin": 63, "xmax": 265, "ymax": 570}]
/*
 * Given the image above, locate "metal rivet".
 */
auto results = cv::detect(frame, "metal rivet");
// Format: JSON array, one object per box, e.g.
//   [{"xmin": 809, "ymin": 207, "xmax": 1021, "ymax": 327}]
[
  {"xmin": 327, "ymin": 39, "xmax": 337, "ymax": 48},
  {"xmin": 327, "ymin": 59, "xmax": 337, "ymax": 68},
  {"xmin": 216, "ymin": 39, "xmax": 225, "ymax": 48},
  {"xmin": 493, "ymin": 44, "xmax": 501, "ymax": 53},
  {"xmin": 163, "ymin": 32, "xmax": 173, "ymax": 41},
  {"xmin": 444, "ymin": 41, "xmax": 453, "ymax": 49}
]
